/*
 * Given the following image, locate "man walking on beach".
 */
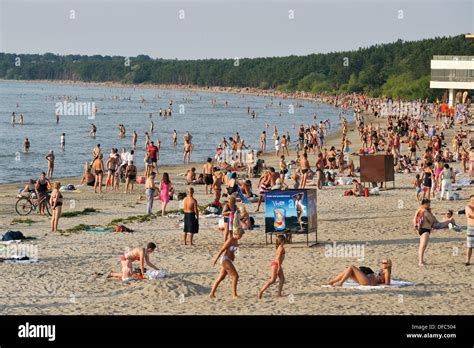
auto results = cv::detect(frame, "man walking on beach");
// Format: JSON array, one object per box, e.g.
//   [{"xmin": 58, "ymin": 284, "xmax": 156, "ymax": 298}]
[
  {"xmin": 145, "ymin": 172, "xmax": 157, "ymax": 215},
  {"xmin": 464, "ymin": 195, "xmax": 474, "ymax": 266},
  {"xmin": 183, "ymin": 187, "xmax": 199, "ymax": 246},
  {"xmin": 203, "ymin": 157, "xmax": 214, "ymax": 195}
]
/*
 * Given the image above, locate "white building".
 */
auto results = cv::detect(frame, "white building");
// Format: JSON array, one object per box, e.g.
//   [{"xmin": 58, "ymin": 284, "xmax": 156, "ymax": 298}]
[{"xmin": 430, "ymin": 55, "xmax": 474, "ymax": 106}]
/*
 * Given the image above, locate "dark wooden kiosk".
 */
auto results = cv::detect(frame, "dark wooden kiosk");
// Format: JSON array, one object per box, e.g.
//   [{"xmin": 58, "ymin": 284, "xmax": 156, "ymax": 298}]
[{"xmin": 360, "ymin": 154, "xmax": 395, "ymax": 189}]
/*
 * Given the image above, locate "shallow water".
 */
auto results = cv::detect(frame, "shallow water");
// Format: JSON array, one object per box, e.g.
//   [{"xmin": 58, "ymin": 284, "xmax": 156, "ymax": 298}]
[{"xmin": 0, "ymin": 80, "xmax": 343, "ymax": 184}]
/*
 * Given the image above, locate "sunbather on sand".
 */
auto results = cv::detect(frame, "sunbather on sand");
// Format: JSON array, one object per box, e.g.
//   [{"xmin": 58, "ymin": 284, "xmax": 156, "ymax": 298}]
[
  {"xmin": 107, "ymin": 242, "xmax": 159, "ymax": 281},
  {"xmin": 327, "ymin": 259, "xmax": 392, "ymax": 286}
]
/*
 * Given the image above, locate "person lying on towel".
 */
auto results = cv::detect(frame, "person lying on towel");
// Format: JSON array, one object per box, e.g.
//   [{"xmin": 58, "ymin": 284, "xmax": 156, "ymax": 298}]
[
  {"xmin": 327, "ymin": 259, "xmax": 392, "ymax": 287},
  {"xmin": 107, "ymin": 242, "xmax": 159, "ymax": 282}
]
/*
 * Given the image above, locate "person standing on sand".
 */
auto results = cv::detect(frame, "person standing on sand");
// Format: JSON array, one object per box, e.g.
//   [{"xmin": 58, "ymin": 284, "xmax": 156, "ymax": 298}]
[
  {"xmin": 124, "ymin": 160, "xmax": 137, "ymax": 193},
  {"xmin": 35, "ymin": 172, "xmax": 51, "ymax": 216},
  {"xmin": 203, "ymin": 157, "xmax": 214, "ymax": 195},
  {"xmin": 45, "ymin": 150, "xmax": 55, "ymax": 179},
  {"xmin": 315, "ymin": 152, "xmax": 325, "ymax": 189},
  {"xmin": 469, "ymin": 147, "xmax": 474, "ymax": 177},
  {"xmin": 258, "ymin": 234, "xmax": 286, "ymax": 299},
  {"xmin": 209, "ymin": 226, "xmax": 244, "ymax": 299},
  {"xmin": 105, "ymin": 150, "xmax": 119, "ymax": 191},
  {"xmin": 159, "ymin": 172, "xmax": 172, "ymax": 216},
  {"xmin": 92, "ymin": 154, "xmax": 104, "ymax": 194},
  {"xmin": 132, "ymin": 130, "xmax": 137, "ymax": 149},
  {"xmin": 260, "ymin": 131, "xmax": 267, "ymax": 153},
  {"xmin": 464, "ymin": 195, "xmax": 474, "ymax": 266},
  {"xmin": 145, "ymin": 172, "xmax": 157, "ymax": 215},
  {"xmin": 299, "ymin": 152, "xmax": 310, "ymax": 189},
  {"xmin": 183, "ymin": 187, "xmax": 199, "ymax": 246},
  {"xmin": 49, "ymin": 181, "xmax": 63, "ymax": 233},
  {"xmin": 413, "ymin": 199, "xmax": 456, "ymax": 266}
]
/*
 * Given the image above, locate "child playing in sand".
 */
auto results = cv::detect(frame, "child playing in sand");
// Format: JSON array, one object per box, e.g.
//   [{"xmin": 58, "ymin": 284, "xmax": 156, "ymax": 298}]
[
  {"xmin": 258, "ymin": 235, "xmax": 286, "ymax": 299},
  {"xmin": 108, "ymin": 242, "xmax": 159, "ymax": 281},
  {"xmin": 413, "ymin": 174, "xmax": 422, "ymax": 201}
]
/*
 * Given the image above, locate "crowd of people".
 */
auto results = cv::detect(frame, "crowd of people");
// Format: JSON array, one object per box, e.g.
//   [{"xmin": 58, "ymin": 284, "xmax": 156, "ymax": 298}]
[{"xmin": 13, "ymin": 89, "xmax": 474, "ymax": 301}]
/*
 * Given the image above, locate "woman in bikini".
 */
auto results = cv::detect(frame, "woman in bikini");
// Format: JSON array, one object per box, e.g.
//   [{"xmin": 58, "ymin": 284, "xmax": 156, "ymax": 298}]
[
  {"xmin": 433, "ymin": 156, "xmax": 443, "ymax": 195},
  {"xmin": 108, "ymin": 242, "xmax": 159, "ymax": 281},
  {"xmin": 222, "ymin": 196, "xmax": 238, "ymax": 241},
  {"xmin": 49, "ymin": 181, "xmax": 63, "ymax": 232},
  {"xmin": 299, "ymin": 152, "xmax": 310, "ymax": 189},
  {"xmin": 159, "ymin": 172, "xmax": 172, "ymax": 216},
  {"xmin": 422, "ymin": 162, "xmax": 434, "ymax": 200},
  {"xmin": 279, "ymin": 155, "xmax": 288, "ymax": 184},
  {"xmin": 212, "ymin": 171, "xmax": 223, "ymax": 202},
  {"xmin": 209, "ymin": 227, "xmax": 245, "ymax": 299},
  {"xmin": 258, "ymin": 235, "xmax": 286, "ymax": 298},
  {"xmin": 124, "ymin": 160, "xmax": 137, "ymax": 193},
  {"xmin": 327, "ymin": 259, "xmax": 392, "ymax": 286}
]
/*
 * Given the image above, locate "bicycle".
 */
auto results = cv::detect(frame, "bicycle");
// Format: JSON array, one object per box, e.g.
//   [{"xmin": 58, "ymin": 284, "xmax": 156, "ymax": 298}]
[{"xmin": 15, "ymin": 193, "xmax": 52, "ymax": 216}]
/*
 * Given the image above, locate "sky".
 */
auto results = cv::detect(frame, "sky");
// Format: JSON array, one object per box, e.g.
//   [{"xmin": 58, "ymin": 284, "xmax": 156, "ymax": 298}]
[{"xmin": 0, "ymin": 0, "xmax": 472, "ymax": 59}]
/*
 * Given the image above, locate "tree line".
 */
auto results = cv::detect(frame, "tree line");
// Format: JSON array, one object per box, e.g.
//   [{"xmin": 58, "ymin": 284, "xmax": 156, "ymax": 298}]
[{"xmin": 0, "ymin": 35, "xmax": 472, "ymax": 100}]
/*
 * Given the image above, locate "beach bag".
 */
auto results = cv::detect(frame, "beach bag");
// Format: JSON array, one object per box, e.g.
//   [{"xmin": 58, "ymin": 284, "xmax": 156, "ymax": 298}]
[
  {"xmin": 414, "ymin": 210, "xmax": 424, "ymax": 232},
  {"xmin": 177, "ymin": 192, "xmax": 186, "ymax": 200},
  {"xmin": 2, "ymin": 230, "xmax": 25, "ymax": 241},
  {"xmin": 343, "ymin": 190, "xmax": 354, "ymax": 196}
]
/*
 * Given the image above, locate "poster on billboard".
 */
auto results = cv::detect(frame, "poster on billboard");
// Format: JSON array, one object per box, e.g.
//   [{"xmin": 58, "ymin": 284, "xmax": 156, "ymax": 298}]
[{"xmin": 264, "ymin": 189, "xmax": 317, "ymax": 246}]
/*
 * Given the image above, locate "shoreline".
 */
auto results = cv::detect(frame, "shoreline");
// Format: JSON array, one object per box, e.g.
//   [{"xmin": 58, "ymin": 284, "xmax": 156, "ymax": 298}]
[
  {"xmin": 0, "ymin": 78, "xmax": 328, "ymax": 102},
  {"xmin": 0, "ymin": 125, "xmax": 345, "ymax": 188},
  {"xmin": 1, "ymin": 78, "xmax": 349, "ymax": 186}
]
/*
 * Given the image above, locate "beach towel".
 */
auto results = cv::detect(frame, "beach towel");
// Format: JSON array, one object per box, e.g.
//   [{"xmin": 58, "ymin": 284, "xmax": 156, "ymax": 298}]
[
  {"xmin": 85, "ymin": 228, "xmax": 113, "ymax": 233},
  {"xmin": 236, "ymin": 186, "xmax": 250, "ymax": 204},
  {"xmin": 323, "ymin": 279, "xmax": 414, "ymax": 290}
]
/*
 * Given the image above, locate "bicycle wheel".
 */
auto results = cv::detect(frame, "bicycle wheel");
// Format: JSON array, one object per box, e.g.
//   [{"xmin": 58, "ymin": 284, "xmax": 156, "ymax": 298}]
[
  {"xmin": 15, "ymin": 197, "xmax": 33, "ymax": 216},
  {"xmin": 45, "ymin": 199, "xmax": 52, "ymax": 217}
]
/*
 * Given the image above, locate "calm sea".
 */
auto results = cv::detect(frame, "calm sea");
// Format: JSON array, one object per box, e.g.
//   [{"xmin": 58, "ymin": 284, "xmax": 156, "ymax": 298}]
[{"xmin": 0, "ymin": 80, "xmax": 344, "ymax": 184}]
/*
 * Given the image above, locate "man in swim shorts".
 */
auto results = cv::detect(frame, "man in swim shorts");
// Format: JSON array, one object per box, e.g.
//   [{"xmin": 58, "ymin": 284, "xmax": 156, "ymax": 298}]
[
  {"xmin": 183, "ymin": 187, "xmax": 199, "ymax": 246},
  {"xmin": 203, "ymin": 157, "xmax": 214, "ymax": 195}
]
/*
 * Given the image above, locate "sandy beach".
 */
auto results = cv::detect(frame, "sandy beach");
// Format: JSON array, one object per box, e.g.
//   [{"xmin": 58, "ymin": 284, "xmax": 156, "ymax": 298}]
[{"xmin": 0, "ymin": 109, "xmax": 472, "ymax": 316}]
